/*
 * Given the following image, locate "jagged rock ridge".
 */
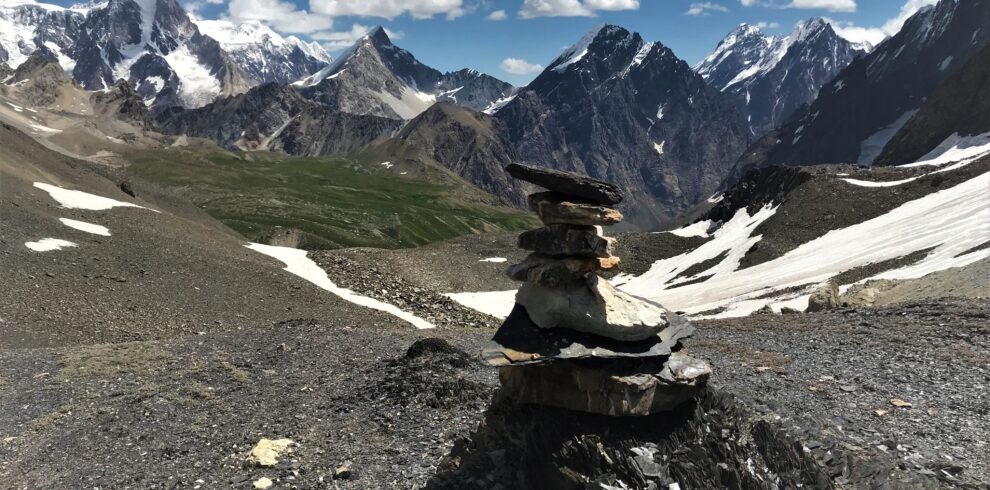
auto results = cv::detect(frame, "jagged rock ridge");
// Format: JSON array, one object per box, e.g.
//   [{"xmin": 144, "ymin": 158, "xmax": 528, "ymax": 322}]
[
  {"xmin": 296, "ymin": 26, "xmax": 514, "ymax": 119},
  {"xmin": 696, "ymin": 19, "xmax": 865, "ymax": 135},
  {"xmin": 494, "ymin": 25, "xmax": 750, "ymax": 229},
  {"xmin": 159, "ymin": 82, "xmax": 401, "ymax": 155},
  {"xmin": 732, "ymin": 0, "xmax": 990, "ymax": 175}
]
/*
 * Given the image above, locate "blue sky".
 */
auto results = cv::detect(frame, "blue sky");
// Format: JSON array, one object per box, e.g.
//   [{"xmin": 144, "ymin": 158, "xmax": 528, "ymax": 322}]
[{"xmin": 56, "ymin": 0, "xmax": 939, "ymax": 86}]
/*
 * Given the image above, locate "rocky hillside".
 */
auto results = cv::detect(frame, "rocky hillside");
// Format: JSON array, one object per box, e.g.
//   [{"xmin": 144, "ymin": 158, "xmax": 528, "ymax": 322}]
[
  {"xmin": 696, "ymin": 19, "xmax": 865, "ymax": 135},
  {"xmin": 875, "ymin": 41, "xmax": 990, "ymax": 165},
  {"xmin": 361, "ymin": 102, "xmax": 529, "ymax": 207},
  {"xmin": 296, "ymin": 26, "xmax": 513, "ymax": 119},
  {"xmin": 158, "ymin": 82, "xmax": 401, "ymax": 155},
  {"xmin": 733, "ymin": 0, "xmax": 990, "ymax": 173},
  {"xmin": 494, "ymin": 25, "xmax": 750, "ymax": 228}
]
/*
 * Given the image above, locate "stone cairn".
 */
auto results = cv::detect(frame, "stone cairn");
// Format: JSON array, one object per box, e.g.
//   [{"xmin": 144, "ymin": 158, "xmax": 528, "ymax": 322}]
[{"xmin": 482, "ymin": 163, "xmax": 711, "ymax": 416}]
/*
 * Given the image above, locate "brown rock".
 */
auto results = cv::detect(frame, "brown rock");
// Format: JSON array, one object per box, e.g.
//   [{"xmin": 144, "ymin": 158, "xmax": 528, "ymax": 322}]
[
  {"xmin": 515, "ymin": 275, "xmax": 667, "ymax": 341},
  {"xmin": 807, "ymin": 280, "xmax": 840, "ymax": 312},
  {"xmin": 498, "ymin": 353, "xmax": 711, "ymax": 416},
  {"xmin": 506, "ymin": 163, "xmax": 623, "ymax": 205},
  {"xmin": 518, "ymin": 224, "xmax": 616, "ymax": 258},
  {"xmin": 528, "ymin": 192, "xmax": 623, "ymax": 226},
  {"xmin": 506, "ymin": 253, "xmax": 603, "ymax": 287}
]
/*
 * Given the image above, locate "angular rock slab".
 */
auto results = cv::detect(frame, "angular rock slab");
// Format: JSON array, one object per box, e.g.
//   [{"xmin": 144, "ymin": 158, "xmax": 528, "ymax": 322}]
[
  {"xmin": 498, "ymin": 353, "xmax": 712, "ymax": 416},
  {"xmin": 516, "ymin": 275, "xmax": 666, "ymax": 341},
  {"xmin": 506, "ymin": 163, "xmax": 623, "ymax": 205},
  {"xmin": 481, "ymin": 304, "xmax": 695, "ymax": 367},
  {"xmin": 506, "ymin": 253, "xmax": 618, "ymax": 288},
  {"xmin": 529, "ymin": 192, "xmax": 623, "ymax": 226},
  {"xmin": 518, "ymin": 224, "xmax": 616, "ymax": 258}
]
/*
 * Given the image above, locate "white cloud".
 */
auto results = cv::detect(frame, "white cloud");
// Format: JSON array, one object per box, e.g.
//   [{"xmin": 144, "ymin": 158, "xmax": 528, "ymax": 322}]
[
  {"xmin": 739, "ymin": 0, "xmax": 855, "ymax": 11},
  {"xmin": 487, "ymin": 9, "xmax": 507, "ymax": 20},
  {"xmin": 685, "ymin": 2, "xmax": 728, "ymax": 16},
  {"xmin": 518, "ymin": 0, "xmax": 639, "ymax": 19},
  {"xmin": 309, "ymin": 0, "xmax": 465, "ymax": 20},
  {"xmin": 226, "ymin": 0, "xmax": 333, "ymax": 33},
  {"xmin": 754, "ymin": 21, "xmax": 780, "ymax": 28},
  {"xmin": 311, "ymin": 23, "xmax": 402, "ymax": 50},
  {"xmin": 500, "ymin": 57, "xmax": 544, "ymax": 75},
  {"xmin": 787, "ymin": 0, "xmax": 856, "ymax": 12},
  {"xmin": 827, "ymin": 0, "xmax": 937, "ymax": 47}
]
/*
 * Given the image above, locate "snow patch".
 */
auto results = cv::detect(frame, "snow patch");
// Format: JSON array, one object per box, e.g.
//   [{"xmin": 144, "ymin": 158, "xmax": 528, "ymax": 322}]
[
  {"xmin": 902, "ymin": 132, "xmax": 990, "ymax": 167},
  {"xmin": 938, "ymin": 55, "xmax": 953, "ymax": 71},
  {"xmin": 841, "ymin": 176, "xmax": 919, "ymax": 187},
  {"xmin": 618, "ymin": 171, "xmax": 990, "ymax": 318},
  {"xmin": 857, "ymin": 110, "xmax": 917, "ymax": 165},
  {"xmin": 59, "ymin": 218, "xmax": 110, "ymax": 236},
  {"xmin": 164, "ymin": 45, "xmax": 222, "ymax": 108},
  {"xmin": 445, "ymin": 290, "xmax": 515, "ymax": 319},
  {"xmin": 664, "ymin": 220, "xmax": 713, "ymax": 238},
  {"xmin": 33, "ymin": 182, "xmax": 152, "ymax": 211},
  {"xmin": 25, "ymin": 238, "xmax": 77, "ymax": 252},
  {"xmin": 479, "ymin": 257, "xmax": 507, "ymax": 263},
  {"xmin": 246, "ymin": 243, "xmax": 434, "ymax": 330},
  {"xmin": 653, "ymin": 141, "xmax": 665, "ymax": 156}
]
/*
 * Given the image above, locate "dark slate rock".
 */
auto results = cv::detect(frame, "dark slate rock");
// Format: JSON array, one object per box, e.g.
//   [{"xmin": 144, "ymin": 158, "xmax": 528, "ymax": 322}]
[
  {"xmin": 517, "ymin": 224, "xmax": 616, "ymax": 258},
  {"xmin": 480, "ymin": 304, "xmax": 695, "ymax": 366},
  {"xmin": 506, "ymin": 163, "xmax": 623, "ymax": 205}
]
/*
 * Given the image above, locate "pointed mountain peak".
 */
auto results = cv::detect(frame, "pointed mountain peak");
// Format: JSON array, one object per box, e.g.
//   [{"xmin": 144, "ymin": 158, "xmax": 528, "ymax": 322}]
[
  {"xmin": 366, "ymin": 25, "xmax": 392, "ymax": 46},
  {"xmin": 791, "ymin": 17, "xmax": 834, "ymax": 42},
  {"xmin": 549, "ymin": 24, "xmax": 637, "ymax": 73}
]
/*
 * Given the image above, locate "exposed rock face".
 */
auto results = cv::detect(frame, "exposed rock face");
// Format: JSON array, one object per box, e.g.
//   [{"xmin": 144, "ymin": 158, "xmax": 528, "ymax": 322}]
[
  {"xmin": 0, "ymin": 61, "xmax": 11, "ymax": 81},
  {"xmin": 435, "ymin": 68, "xmax": 515, "ymax": 113},
  {"xmin": 515, "ymin": 276, "xmax": 669, "ymax": 342},
  {"xmin": 360, "ymin": 102, "xmax": 528, "ymax": 207},
  {"xmin": 296, "ymin": 27, "xmax": 513, "ymax": 120},
  {"xmin": 193, "ymin": 19, "xmax": 330, "ymax": 86},
  {"xmin": 696, "ymin": 19, "xmax": 865, "ymax": 135},
  {"xmin": 807, "ymin": 280, "xmax": 840, "ymax": 312},
  {"xmin": 158, "ymin": 83, "xmax": 401, "ymax": 155},
  {"xmin": 495, "ymin": 25, "xmax": 750, "ymax": 229},
  {"xmin": 732, "ymin": 0, "xmax": 990, "ymax": 174},
  {"xmin": 875, "ymin": 41, "xmax": 990, "ymax": 165},
  {"xmin": 9, "ymin": 50, "xmax": 76, "ymax": 106},
  {"xmin": 90, "ymin": 79, "xmax": 154, "ymax": 129},
  {"xmin": 0, "ymin": 0, "xmax": 254, "ymax": 110}
]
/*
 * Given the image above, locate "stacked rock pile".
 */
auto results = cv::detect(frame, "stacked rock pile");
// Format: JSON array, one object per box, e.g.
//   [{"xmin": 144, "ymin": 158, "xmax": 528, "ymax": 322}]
[{"xmin": 482, "ymin": 163, "xmax": 711, "ymax": 416}]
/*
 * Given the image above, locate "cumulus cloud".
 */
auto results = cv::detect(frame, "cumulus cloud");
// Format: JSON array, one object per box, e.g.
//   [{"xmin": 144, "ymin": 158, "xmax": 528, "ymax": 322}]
[
  {"xmin": 487, "ymin": 9, "xmax": 507, "ymax": 20},
  {"xmin": 755, "ymin": 21, "xmax": 780, "ymax": 29},
  {"xmin": 827, "ymin": 0, "xmax": 937, "ymax": 47},
  {"xmin": 500, "ymin": 58, "xmax": 544, "ymax": 75},
  {"xmin": 226, "ymin": 0, "xmax": 333, "ymax": 33},
  {"xmin": 310, "ymin": 23, "xmax": 402, "ymax": 50},
  {"xmin": 309, "ymin": 0, "xmax": 465, "ymax": 20},
  {"xmin": 685, "ymin": 2, "xmax": 728, "ymax": 16},
  {"xmin": 518, "ymin": 0, "xmax": 639, "ymax": 19}
]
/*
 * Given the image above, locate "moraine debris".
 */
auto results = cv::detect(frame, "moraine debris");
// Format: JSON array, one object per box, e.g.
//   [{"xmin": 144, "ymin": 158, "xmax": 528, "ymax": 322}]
[{"xmin": 482, "ymin": 164, "xmax": 711, "ymax": 416}]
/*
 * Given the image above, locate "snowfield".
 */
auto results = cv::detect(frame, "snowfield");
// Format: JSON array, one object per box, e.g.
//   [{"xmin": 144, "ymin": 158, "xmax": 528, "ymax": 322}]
[{"xmin": 246, "ymin": 243, "xmax": 435, "ymax": 330}]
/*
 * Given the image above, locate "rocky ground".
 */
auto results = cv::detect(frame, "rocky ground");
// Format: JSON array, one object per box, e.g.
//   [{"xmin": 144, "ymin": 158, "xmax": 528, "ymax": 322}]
[{"xmin": 3, "ymin": 298, "xmax": 986, "ymax": 488}]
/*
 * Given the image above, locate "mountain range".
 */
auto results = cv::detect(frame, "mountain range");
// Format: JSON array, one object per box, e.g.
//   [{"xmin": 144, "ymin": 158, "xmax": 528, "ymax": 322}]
[
  {"xmin": 696, "ymin": 18, "xmax": 866, "ymax": 135},
  {"xmin": 734, "ymin": 0, "xmax": 990, "ymax": 173},
  {"xmin": 294, "ymin": 26, "xmax": 515, "ymax": 119}
]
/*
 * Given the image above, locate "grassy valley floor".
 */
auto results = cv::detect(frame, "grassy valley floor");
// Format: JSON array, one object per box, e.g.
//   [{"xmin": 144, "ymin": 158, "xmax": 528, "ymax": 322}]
[{"xmin": 121, "ymin": 145, "xmax": 537, "ymax": 250}]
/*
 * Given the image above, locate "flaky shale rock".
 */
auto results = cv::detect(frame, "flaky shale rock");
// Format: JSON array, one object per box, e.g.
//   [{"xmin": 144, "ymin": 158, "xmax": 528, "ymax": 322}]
[
  {"xmin": 518, "ymin": 224, "xmax": 617, "ymax": 258},
  {"xmin": 515, "ymin": 275, "xmax": 668, "ymax": 342},
  {"xmin": 529, "ymin": 191, "xmax": 624, "ymax": 226},
  {"xmin": 506, "ymin": 163, "xmax": 623, "ymax": 205},
  {"xmin": 506, "ymin": 253, "xmax": 619, "ymax": 288},
  {"xmin": 498, "ymin": 353, "xmax": 711, "ymax": 416}
]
